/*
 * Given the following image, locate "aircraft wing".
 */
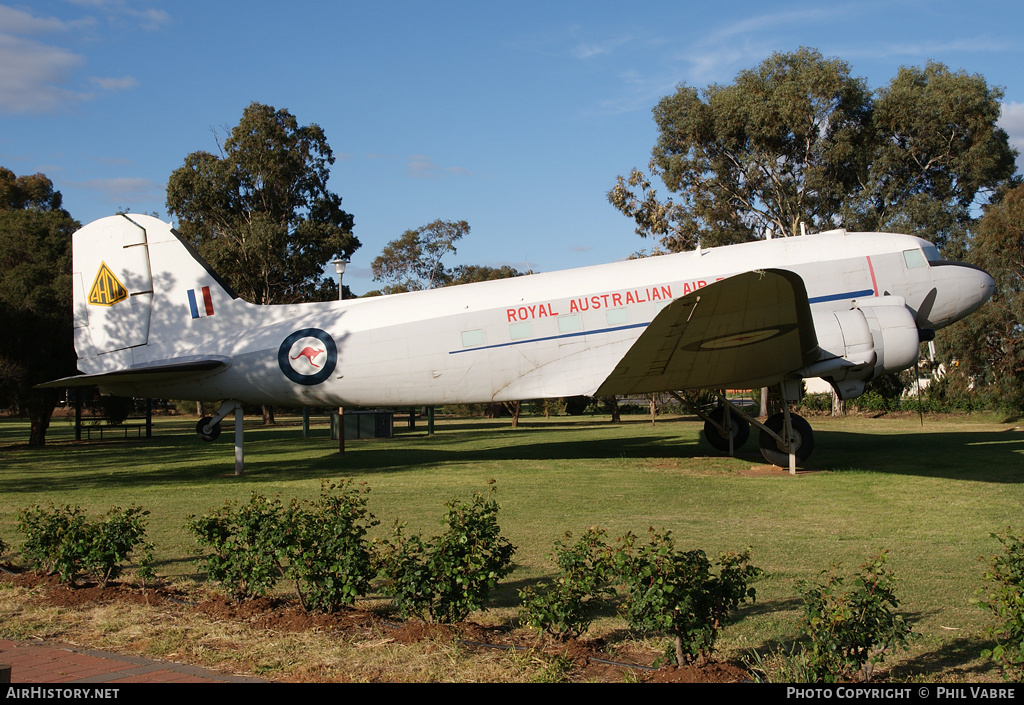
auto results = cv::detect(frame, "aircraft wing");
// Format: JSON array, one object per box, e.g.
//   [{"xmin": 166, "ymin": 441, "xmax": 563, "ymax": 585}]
[
  {"xmin": 37, "ymin": 357, "xmax": 230, "ymax": 389},
  {"xmin": 595, "ymin": 268, "xmax": 819, "ymax": 395}
]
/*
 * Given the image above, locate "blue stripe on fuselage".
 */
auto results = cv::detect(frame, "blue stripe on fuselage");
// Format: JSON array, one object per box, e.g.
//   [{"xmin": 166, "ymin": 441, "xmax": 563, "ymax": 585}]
[{"xmin": 450, "ymin": 288, "xmax": 877, "ymax": 354}]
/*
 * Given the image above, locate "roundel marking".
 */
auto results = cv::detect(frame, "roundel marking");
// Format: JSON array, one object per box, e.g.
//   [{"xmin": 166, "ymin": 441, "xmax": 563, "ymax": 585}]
[
  {"xmin": 278, "ymin": 328, "xmax": 338, "ymax": 385},
  {"xmin": 680, "ymin": 323, "xmax": 798, "ymax": 352}
]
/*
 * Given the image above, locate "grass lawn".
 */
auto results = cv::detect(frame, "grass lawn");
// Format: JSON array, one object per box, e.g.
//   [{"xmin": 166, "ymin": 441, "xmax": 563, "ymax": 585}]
[{"xmin": 1, "ymin": 409, "xmax": 1022, "ymax": 681}]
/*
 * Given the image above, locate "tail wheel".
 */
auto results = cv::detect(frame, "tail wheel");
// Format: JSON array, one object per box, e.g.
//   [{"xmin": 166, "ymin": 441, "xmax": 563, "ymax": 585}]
[
  {"xmin": 196, "ymin": 417, "xmax": 221, "ymax": 442},
  {"xmin": 758, "ymin": 412, "xmax": 814, "ymax": 467},
  {"xmin": 703, "ymin": 406, "xmax": 750, "ymax": 452}
]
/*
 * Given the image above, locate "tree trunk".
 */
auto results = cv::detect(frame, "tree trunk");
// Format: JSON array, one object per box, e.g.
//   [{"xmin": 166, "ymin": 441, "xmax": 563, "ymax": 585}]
[
  {"xmin": 606, "ymin": 396, "xmax": 621, "ymax": 423},
  {"xmin": 649, "ymin": 396, "xmax": 657, "ymax": 426},
  {"xmin": 26, "ymin": 389, "xmax": 57, "ymax": 447},
  {"xmin": 831, "ymin": 389, "xmax": 846, "ymax": 417},
  {"xmin": 262, "ymin": 405, "xmax": 275, "ymax": 425},
  {"xmin": 503, "ymin": 401, "xmax": 521, "ymax": 428}
]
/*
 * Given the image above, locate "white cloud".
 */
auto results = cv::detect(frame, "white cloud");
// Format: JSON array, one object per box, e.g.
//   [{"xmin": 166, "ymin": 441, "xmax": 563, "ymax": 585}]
[
  {"xmin": 64, "ymin": 0, "xmax": 170, "ymax": 30},
  {"xmin": 0, "ymin": 5, "xmax": 94, "ymax": 34},
  {"xmin": 406, "ymin": 154, "xmax": 439, "ymax": 179},
  {"xmin": 574, "ymin": 35, "xmax": 633, "ymax": 60},
  {"xmin": 0, "ymin": 34, "xmax": 87, "ymax": 113},
  {"xmin": 88, "ymin": 75, "xmax": 139, "ymax": 91},
  {"xmin": 76, "ymin": 176, "xmax": 162, "ymax": 203},
  {"xmin": 998, "ymin": 101, "xmax": 1024, "ymax": 167},
  {"xmin": 0, "ymin": 3, "xmax": 158, "ymax": 113},
  {"xmin": 405, "ymin": 155, "xmax": 471, "ymax": 179}
]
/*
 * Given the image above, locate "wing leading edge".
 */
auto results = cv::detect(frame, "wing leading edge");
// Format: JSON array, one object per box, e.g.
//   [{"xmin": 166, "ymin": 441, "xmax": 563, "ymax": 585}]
[{"xmin": 595, "ymin": 269, "xmax": 819, "ymax": 396}]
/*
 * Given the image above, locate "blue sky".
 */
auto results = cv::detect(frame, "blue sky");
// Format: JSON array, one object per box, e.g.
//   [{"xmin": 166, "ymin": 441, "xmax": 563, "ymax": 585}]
[{"xmin": 2, "ymin": 0, "xmax": 1023, "ymax": 293}]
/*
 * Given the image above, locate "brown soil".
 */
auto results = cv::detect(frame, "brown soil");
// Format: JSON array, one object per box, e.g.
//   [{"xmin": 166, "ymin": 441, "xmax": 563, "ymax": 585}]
[{"xmin": 1, "ymin": 569, "xmax": 752, "ymax": 683}]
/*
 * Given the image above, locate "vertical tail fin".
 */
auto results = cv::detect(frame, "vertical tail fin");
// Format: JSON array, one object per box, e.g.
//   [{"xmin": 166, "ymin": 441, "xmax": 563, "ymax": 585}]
[{"xmin": 72, "ymin": 214, "xmax": 239, "ymax": 374}]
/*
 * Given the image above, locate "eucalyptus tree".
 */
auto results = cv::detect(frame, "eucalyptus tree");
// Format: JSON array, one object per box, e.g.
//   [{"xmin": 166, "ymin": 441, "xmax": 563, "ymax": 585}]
[
  {"xmin": 370, "ymin": 219, "xmax": 470, "ymax": 294},
  {"xmin": 166, "ymin": 103, "xmax": 359, "ymax": 423},
  {"xmin": 166, "ymin": 102, "xmax": 359, "ymax": 306},
  {"xmin": 610, "ymin": 49, "xmax": 1016, "ymax": 256},
  {"xmin": 0, "ymin": 167, "xmax": 78, "ymax": 446},
  {"xmin": 609, "ymin": 48, "xmax": 872, "ymax": 250}
]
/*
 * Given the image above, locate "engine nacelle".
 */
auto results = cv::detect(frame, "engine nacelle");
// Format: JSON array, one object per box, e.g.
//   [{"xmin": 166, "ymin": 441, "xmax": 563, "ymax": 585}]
[{"xmin": 808, "ymin": 298, "xmax": 920, "ymax": 400}]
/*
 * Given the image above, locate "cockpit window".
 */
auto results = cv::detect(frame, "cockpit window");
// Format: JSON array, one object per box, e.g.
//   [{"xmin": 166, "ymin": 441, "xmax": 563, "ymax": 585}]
[
  {"xmin": 903, "ymin": 248, "xmax": 927, "ymax": 269},
  {"xmin": 922, "ymin": 244, "xmax": 940, "ymax": 262}
]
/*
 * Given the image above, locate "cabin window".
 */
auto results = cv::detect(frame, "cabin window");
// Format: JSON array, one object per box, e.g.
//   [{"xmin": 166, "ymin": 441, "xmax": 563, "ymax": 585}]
[
  {"xmin": 509, "ymin": 321, "xmax": 532, "ymax": 340},
  {"xmin": 461, "ymin": 329, "xmax": 485, "ymax": 347},
  {"xmin": 606, "ymin": 307, "xmax": 629, "ymax": 326},
  {"xmin": 558, "ymin": 313, "xmax": 582, "ymax": 333},
  {"xmin": 903, "ymin": 248, "xmax": 927, "ymax": 269}
]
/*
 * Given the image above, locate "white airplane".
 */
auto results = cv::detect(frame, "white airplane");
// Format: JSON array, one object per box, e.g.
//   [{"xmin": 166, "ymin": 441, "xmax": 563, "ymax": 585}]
[{"xmin": 44, "ymin": 213, "xmax": 994, "ymax": 472}]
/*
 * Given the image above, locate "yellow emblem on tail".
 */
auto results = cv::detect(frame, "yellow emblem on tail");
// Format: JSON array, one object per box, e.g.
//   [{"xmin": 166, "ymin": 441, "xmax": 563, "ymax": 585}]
[{"xmin": 88, "ymin": 262, "xmax": 129, "ymax": 306}]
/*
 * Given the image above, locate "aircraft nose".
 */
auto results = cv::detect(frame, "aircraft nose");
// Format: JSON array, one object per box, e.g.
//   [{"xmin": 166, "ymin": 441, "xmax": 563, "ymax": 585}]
[
  {"xmin": 979, "ymin": 267, "xmax": 996, "ymax": 303},
  {"xmin": 941, "ymin": 262, "xmax": 995, "ymax": 328},
  {"xmin": 917, "ymin": 261, "xmax": 995, "ymax": 330}
]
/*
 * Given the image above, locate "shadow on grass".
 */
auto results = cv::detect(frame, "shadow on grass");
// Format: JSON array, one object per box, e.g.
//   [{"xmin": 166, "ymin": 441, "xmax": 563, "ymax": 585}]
[
  {"xmin": 888, "ymin": 635, "xmax": 1001, "ymax": 682},
  {"xmin": 0, "ymin": 420, "xmax": 703, "ymax": 493},
  {"xmin": 1, "ymin": 416, "xmax": 1022, "ymax": 494},
  {"xmin": 810, "ymin": 427, "xmax": 1024, "ymax": 482}
]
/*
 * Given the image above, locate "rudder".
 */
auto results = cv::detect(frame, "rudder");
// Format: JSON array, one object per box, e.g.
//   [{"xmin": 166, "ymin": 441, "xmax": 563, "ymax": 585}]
[{"xmin": 72, "ymin": 214, "xmax": 238, "ymax": 375}]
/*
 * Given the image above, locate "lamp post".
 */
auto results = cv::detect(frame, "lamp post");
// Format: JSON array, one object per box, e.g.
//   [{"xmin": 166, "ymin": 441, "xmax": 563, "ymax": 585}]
[
  {"xmin": 330, "ymin": 257, "xmax": 349, "ymax": 456},
  {"xmin": 331, "ymin": 257, "xmax": 349, "ymax": 300}
]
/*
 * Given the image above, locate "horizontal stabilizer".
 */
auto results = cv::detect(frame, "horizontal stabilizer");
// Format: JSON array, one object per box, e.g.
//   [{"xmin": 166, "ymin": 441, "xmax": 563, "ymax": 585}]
[{"xmin": 37, "ymin": 357, "xmax": 229, "ymax": 389}]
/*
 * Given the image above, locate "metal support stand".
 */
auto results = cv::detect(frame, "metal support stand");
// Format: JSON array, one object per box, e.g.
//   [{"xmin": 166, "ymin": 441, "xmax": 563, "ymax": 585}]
[
  {"xmin": 781, "ymin": 401, "xmax": 796, "ymax": 475},
  {"xmin": 234, "ymin": 405, "xmax": 244, "ymax": 476},
  {"xmin": 74, "ymin": 389, "xmax": 82, "ymax": 441},
  {"xmin": 338, "ymin": 406, "xmax": 345, "ymax": 457},
  {"xmin": 724, "ymin": 399, "xmax": 734, "ymax": 456},
  {"xmin": 199, "ymin": 400, "xmax": 244, "ymax": 475}
]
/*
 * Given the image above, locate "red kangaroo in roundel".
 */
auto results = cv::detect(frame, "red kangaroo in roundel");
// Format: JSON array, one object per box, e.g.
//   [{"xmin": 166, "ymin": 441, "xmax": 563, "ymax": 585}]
[{"xmin": 290, "ymin": 346, "xmax": 325, "ymax": 368}]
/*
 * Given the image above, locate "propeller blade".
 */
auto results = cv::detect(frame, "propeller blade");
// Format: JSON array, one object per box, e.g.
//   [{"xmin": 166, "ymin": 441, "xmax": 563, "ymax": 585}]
[{"xmin": 916, "ymin": 288, "xmax": 938, "ymax": 328}]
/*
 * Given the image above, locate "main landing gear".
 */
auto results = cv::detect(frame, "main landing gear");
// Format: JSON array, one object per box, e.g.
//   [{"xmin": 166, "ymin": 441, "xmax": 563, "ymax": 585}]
[
  {"xmin": 195, "ymin": 400, "xmax": 246, "ymax": 476},
  {"xmin": 702, "ymin": 406, "xmax": 750, "ymax": 452},
  {"xmin": 682, "ymin": 384, "xmax": 814, "ymax": 472}
]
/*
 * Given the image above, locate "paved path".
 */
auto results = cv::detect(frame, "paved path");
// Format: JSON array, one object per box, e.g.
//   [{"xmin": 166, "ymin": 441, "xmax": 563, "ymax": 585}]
[{"xmin": 0, "ymin": 639, "xmax": 266, "ymax": 684}]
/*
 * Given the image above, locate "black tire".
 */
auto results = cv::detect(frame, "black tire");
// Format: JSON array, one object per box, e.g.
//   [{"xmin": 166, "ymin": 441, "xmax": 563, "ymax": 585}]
[
  {"xmin": 758, "ymin": 412, "xmax": 814, "ymax": 467},
  {"xmin": 196, "ymin": 417, "xmax": 221, "ymax": 442},
  {"xmin": 703, "ymin": 406, "xmax": 750, "ymax": 452}
]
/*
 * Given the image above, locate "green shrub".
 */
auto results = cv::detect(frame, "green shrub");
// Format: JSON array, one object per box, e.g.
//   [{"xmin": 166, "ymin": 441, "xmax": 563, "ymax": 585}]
[
  {"xmin": 610, "ymin": 529, "xmax": 761, "ymax": 666},
  {"xmin": 379, "ymin": 482, "xmax": 515, "ymax": 623},
  {"xmin": 798, "ymin": 551, "xmax": 915, "ymax": 682},
  {"xmin": 188, "ymin": 492, "xmax": 288, "ymax": 600},
  {"xmin": 17, "ymin": 503, "xmax": 150, "ymax": 586},
  {"xmin": 518, "ymin": 527, "xmax": 615, "ymax": 638},
  {"xmin": 798, "ymin": 393, "xmax": 832, "ymax": 413},
  {"xmin": 285, "ymin": 481, "xmax": 378, "ymax": 613},
  {"xmin": 974, "ymin": 530, "xmax": 1024, "ymax": 681},
  {"xmin": 187, "ymin": 481, "xmax": 378, "ymax": 611}
]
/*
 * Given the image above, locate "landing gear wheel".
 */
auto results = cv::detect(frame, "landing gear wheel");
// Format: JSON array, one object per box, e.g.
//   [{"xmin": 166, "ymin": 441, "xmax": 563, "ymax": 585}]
[
  {"xmin": 196, "ymin": 417, "xmax": 221, "ymax": 442},
  {"xmin": 758, "ymin": 412, "xmax": 814, "ymax": 467},
  {"xmin": 703, "ymin": 406, "xmax": 750, "ymax": 452}
]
